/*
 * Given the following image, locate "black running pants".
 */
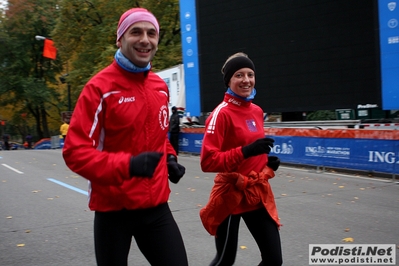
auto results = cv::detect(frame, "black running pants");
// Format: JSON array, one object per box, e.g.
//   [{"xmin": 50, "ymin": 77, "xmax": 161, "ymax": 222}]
[
  {"xmin": 94, "ymin": 203, "xmax": 188, "ymax": 266},
  {"xmin": 210, "ymin": 207, "xmax": 282, "ymax": 266}
]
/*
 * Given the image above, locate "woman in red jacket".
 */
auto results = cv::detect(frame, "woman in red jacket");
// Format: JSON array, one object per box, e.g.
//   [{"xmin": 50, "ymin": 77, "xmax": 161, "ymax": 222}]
[
  {"xmin": 200, "ymin": 52, "xmax": 283, "ymax": 266},
  {"xmin": 63, "ymin": 7, "xmax": 188, "ymax": 266}
]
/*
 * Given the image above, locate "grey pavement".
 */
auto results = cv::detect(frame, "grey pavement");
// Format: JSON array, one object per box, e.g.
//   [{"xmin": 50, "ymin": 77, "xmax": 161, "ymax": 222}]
[{"xmin": 0, "ymin": 150, "xmax": 398, "ymax": 266}]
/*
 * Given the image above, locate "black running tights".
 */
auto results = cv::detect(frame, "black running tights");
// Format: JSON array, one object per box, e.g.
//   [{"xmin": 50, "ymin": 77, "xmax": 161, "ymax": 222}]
[
  {"xmin": 94, "ymin": 203, "xmax": 188, "ymax": 266},
  {"xmin": 210, "ymin": 207, "xmax": 282, "ymax": 266}
]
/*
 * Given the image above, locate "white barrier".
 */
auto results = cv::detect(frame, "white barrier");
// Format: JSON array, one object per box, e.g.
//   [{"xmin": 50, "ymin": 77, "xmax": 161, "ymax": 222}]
[{"xmin": 51, "ymin": 136, "xmax": 60, "ymax": 149}]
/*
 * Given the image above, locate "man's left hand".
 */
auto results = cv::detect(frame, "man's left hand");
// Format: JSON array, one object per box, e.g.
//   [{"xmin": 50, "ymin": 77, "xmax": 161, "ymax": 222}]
[{"xmin": 167, "ymin": 155, "xmax": 186, "ymax": 183}]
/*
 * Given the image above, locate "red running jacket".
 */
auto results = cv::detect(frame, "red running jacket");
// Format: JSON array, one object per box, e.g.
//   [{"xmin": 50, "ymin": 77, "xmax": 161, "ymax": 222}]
[
  {"xmin": 200, "ymin": 167, "xmax": 280, "ymax": 236},
  {"xmin": 200, "ymin": 92, "xmax": 280, "ymax": 219},
  {"xmin": 63, "ymin": 61, "xmax": 176, "ymax": 212}
]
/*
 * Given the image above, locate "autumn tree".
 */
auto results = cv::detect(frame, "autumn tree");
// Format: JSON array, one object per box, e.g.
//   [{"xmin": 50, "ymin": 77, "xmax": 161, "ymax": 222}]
[
  {"xmin": 51, "ymin": 0, "xmax": 181, "ymax": 109},
  {"xmin": 306, "ymin": 110, "xmax": 336, "ymax": 121},
  {"xmin": 0, "ymin": 0, "xmax": 182, "ymax": 140},
  {"xmin": 0, "ymin": 0, "xmax": 63, "ymax": 139}
]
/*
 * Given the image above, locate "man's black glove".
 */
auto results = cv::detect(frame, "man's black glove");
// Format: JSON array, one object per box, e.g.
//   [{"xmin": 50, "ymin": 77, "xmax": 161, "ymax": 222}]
[
  {"xmin": 267, "ymin": 156, "xmax": 280, "ymax": 171},
  {"xmin": 129, "ymin": 152, "xmax": 163, "ymax": 177},
  {"xmin": 242, "ymin": 138, "xmax": 275, "ymax": 159},
  {"xmin": 167, "ymin": 155, "xmax": 186, "ymax": 184}
]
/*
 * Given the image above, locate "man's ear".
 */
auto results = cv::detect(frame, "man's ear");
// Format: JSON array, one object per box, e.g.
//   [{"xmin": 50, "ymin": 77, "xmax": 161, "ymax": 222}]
[{"xmin": 116, "ymin": 40, "xmax": 122, "ymax": 48}]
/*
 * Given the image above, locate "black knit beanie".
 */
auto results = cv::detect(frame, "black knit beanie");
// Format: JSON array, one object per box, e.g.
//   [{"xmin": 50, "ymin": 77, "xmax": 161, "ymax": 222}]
[{"xmin": 222, "ymin": 56, "xmax": 255, "ymax": 87}]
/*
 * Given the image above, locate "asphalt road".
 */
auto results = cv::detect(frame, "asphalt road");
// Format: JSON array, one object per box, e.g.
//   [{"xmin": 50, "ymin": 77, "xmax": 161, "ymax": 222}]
[{"xmin": 0, "ymin": 149, "xmax": 398, "ymax": 266}]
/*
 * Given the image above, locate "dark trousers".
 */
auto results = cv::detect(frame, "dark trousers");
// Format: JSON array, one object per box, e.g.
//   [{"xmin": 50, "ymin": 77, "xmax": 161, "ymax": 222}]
[
  {"xmin": 94, "ymin": 203, "xmax": 188, "ymax": 266},
  {"xmin": 169, "ymin": 132, "xmax": 179, "ymax": 155},
  {"xmin": 210, "ymin": 208, "xmax": 283, "ymax": 266}
]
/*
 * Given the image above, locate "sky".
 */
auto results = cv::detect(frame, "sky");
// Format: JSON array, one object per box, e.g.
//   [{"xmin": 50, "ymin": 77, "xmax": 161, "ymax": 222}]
[{"xmin": 0, "ymin": 0, "xmax": 7, "ymax": 9}]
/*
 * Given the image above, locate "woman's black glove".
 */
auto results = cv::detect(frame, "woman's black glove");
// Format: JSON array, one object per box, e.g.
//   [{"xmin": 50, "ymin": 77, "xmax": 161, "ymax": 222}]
[
  {"xmin": 129, "ymin": 152, "xmax": 163, "ymax": 177},
  {"xmin": 242, "ymin": 138, "xmax": 275, "ymax": 159},
  {"xmin": 267, "ymin": 156, "xmax": 280, "ymax": 171},
  {"xmin": 167, "ymin": 155, "xmax": 186, "ymax": 184}
]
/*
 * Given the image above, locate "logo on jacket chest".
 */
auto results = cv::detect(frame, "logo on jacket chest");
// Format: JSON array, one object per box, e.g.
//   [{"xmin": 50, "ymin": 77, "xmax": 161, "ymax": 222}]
[
  {"xmin": 118, "ymin": 96, "xmax": 136, "ymax": 104},
  {"xmin": 246, "ymin": 119, "xmax": 258, "ymax": 132},
  {"xmin": 159, "ymin": 105, "xmax": 169, "ymax": 130}
]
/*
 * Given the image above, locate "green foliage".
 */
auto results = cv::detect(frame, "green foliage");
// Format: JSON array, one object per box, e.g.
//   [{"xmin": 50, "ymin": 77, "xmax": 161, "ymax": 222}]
[
  {"xmin": 52, "ymin": 0, "xmax": 182, "ymax": 106},
  {"xmin": 0, "ymin": 0, "xmax": 63, "ymax": 138},
  {"xmin": 306, "ymin": 110, "xmax": 336, "ymax": 121},
  {"xmin": 0, "ymin": 0, "xmax": 182, "ymax": 139}
]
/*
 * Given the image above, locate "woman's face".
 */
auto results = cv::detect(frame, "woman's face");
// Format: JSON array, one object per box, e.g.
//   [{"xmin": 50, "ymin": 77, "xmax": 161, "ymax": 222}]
[{"xmin": 228, "ymin": 67, "xmax": 255, "ymax": 98}]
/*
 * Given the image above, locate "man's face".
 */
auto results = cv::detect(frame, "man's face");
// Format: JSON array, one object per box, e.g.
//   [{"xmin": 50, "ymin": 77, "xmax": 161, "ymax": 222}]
[{"xmin": 117, "ymin": 21, "xmax": 159, "ymax": 67}]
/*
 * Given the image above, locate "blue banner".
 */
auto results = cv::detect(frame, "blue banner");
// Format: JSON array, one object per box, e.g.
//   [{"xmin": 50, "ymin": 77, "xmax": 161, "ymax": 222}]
[
  {"xmin": 268, "ymin": 136, "xmax": 399, "ymax": 174},
  {"xmin": 179, "ymin": 0, "xmax": 201, "ymax": 117},
  {"xmin": 179, "ymin": 133, "xmax": 203, "ymax": 154},
  {"xmin": 179, "ymin": 133, "xmax": 399, "ymax": 175},
  {"xmin": 378, "ymin": 0, "xmax": 399, "ymax": 110}
]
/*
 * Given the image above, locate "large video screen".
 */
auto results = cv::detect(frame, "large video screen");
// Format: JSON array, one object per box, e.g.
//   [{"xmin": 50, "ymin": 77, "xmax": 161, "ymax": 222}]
[{"xmin": 196, "ymin": 0, "xmax": 381, "ymax": 113}]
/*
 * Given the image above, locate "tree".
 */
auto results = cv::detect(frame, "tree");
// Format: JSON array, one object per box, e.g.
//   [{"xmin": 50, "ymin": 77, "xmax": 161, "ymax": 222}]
[
  {"xmin": 0, "ymin": 0, "xmax": 182, "ymax": 140},
  {"xmin": 0, "ymin": 0, "xmax": 63, "ymax": 139},
  {"xmin": 306, "ymin": 110, "xmax": 336, "ymax": 121},
  {"xmin": 51, "ymin": 0, "xmax": 181, "ymax": 110}
]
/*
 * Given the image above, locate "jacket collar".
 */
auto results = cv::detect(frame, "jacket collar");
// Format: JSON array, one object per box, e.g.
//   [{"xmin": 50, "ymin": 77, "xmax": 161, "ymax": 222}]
[{"xmin": 223, "ymin": 93, "xmax": 252, "ymax": 108}]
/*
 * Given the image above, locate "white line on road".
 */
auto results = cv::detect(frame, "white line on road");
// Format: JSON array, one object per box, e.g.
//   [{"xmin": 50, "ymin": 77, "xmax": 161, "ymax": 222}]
[
  {"xmin": 1, "ymin": 163, "xmax": 24, "ymax": 174},
  {"xmin": 47, "ymin": 178, "xmax": 88, "ymax": 196}
]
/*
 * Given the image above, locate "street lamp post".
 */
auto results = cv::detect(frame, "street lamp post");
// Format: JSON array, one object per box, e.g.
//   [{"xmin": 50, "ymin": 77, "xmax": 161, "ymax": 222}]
[
  {"xmin": 35, "ymin": 35, "xmax": 46, "ymax": 41},
  {"xmin": 59, "ymin": 74, "xmax": 71, "ymax": 111},
  {"xmin": 35, "ymin": 35, "xmax": 71, "ymax": 111}
]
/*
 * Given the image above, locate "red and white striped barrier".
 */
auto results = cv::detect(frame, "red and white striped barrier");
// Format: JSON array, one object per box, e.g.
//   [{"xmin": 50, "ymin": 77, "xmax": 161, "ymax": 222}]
[{"xmin": 362, "ymin": 123, "xmax": 399, "ymax": 128}]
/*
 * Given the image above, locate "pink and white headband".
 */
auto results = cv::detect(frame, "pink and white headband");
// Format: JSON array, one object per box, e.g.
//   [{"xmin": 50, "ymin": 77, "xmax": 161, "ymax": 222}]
[{"xmin": 117, "ymin": 8, "xmax": 159, "ymax": 41}]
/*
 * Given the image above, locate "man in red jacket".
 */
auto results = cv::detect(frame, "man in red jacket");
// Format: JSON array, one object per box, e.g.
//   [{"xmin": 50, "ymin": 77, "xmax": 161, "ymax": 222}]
[{"xmin": 62, "ymin": 7, "xmax": 188, "ymax": 266}]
